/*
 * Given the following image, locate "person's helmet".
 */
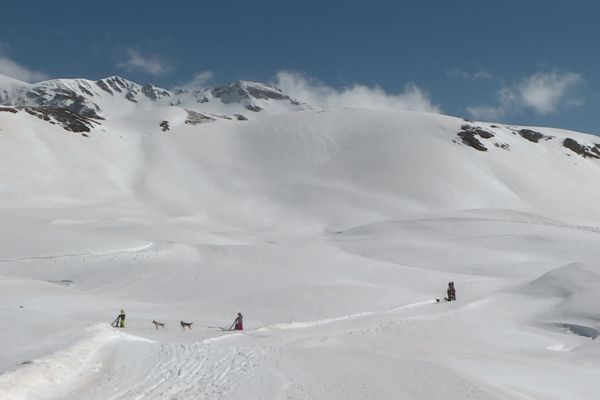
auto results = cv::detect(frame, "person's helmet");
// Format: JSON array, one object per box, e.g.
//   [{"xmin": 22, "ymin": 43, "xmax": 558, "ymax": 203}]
[{"xmin": 238, "ymin": 312, "xmax": 242, "ymax": 316}]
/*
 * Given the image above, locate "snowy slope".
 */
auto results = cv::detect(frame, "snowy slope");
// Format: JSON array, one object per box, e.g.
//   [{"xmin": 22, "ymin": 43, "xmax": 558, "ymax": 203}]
[
  {"xmin": 0, "ymin": 74, "xmax": 600, "ymax": 399},
  {"xmin": 1, "ymin": 104, "xmax": 599, "ymax": 224}
]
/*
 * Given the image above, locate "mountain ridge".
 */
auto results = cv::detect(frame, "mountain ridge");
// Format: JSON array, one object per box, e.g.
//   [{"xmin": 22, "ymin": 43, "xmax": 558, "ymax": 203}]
[{"xmin": 0, "ymin": 73, "xmax": 306, "ymax": 120}]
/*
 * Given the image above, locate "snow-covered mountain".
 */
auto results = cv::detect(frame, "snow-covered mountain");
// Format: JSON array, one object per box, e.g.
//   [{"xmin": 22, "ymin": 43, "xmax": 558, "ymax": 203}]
[
  {"xmin": 1, "ymin": 73, "xmax": 599, "ymax": 399},
  {"xmin": 1, "ymin": 72, "xmax": 599, "ymax": 223},
  {"xmin": 0, "ymin": 74, "xmax": 306, "ymax": 121}
]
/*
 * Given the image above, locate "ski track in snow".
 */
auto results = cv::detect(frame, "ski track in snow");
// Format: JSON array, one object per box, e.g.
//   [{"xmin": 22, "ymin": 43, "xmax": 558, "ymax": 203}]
[
  {"xmin": 102, "ymin": 301, "xmax": 434, "ymax": 399},
  {"xmin": 0, "ymin": 299, "xmax": 437, "ymax": 400},
  {"xmin": 441, "ymin": 215, "xmax": 600, "ymax": 235},
  {"xmin": 0, "ymin": 242, "xmax": 154, "ymax": 264},
  {"xmin": 336, "ymin": 215, "xmax": 600, "ymax": 238},
  {"xmin": 0, "ymin": 325, "xmax": 268, "ymax": 400},
  {"xmin": 264, "ymin": 299, "xmax": 435, "ymax": 331},
  {"xmin": 94, "ymin": 300, "xmax": 434, "ymax": 399},
  {"xmin": 101, "ymin": 343, "xmax": 270, "ymax": 400}
]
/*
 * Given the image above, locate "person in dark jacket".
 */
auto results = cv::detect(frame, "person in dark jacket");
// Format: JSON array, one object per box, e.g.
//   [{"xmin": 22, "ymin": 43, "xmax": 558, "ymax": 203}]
[{"xmin": 230, "ymin": 312, "xmax": 243, "ymax": 331}]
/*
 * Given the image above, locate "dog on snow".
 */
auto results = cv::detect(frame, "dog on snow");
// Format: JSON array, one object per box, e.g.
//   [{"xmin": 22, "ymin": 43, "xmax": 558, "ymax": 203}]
[
  {"xmin": 180, "ymin": 320, "xmax": 193, "ymax": 330},
  {"xmin": 152, "ymin": 320, "xmax": 166, "ymax": 329}
]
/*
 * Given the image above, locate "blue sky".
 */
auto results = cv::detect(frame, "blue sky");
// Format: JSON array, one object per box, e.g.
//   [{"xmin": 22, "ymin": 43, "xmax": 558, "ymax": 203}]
[{"xmin": 1, "ymin": 0, "xmax": 599, "ymax": 134}]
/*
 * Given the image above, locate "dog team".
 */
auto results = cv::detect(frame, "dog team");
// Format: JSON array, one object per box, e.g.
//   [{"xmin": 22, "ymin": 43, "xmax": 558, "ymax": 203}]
[
  {"xmin": 117, "ymin": 282, "xmax": 457, "ymax": 330},
  {"xmin": 113, "ymin": 309, "xmax": 244, "ymax": 331}
]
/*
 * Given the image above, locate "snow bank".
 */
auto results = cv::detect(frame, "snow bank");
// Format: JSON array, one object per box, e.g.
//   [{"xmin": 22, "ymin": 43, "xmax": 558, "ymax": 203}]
[{"xmin": 0, "ymin": 325, "xmax": 144, "ymax": 400}]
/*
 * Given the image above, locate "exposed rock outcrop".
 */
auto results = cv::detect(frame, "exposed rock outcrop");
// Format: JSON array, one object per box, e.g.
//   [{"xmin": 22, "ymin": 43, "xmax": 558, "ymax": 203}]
[
  {"xmin": 456, "ymin": 125, "xmax": 495, "ymax": 151},
  {"xmin": 245, "ymin": 104, "xmax": 262, "ymax": 112},
  {"xmin": 23, "ymin": 107, "xmax": 98, "ymax": 132},
  {"xmin": 184, "ymin": 110, "xmax": 216, "ymax": 125},
  {"xmin": 518, "ymin": 129, "xmax": 551, "ymax": 143},
  {"xmin": 563, "ymin": 138, "xmax": 600, "ymax": 159},
  {"xmin": 457, "ymin": 130, "xmax": 487, "ymax": 151}
]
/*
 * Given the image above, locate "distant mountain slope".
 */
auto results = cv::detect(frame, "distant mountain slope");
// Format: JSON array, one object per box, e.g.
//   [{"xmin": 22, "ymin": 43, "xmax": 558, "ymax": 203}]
[
  {"xmin": 1, "ymin": 73, "xmax": 599, "ymax": 228},
  {"xmin": 0, "ymin": 74, "xmax": 306, "ymax": 120}
]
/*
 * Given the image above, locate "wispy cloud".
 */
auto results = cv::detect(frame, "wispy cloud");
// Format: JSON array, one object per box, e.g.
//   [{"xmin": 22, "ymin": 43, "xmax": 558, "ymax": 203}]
[
  {"xmin": 175, "ymin": 71, "xmax": 214, "ymax": 90},
  {"xmin": 467, "ymin": 70, "xmax": 584, "ymax": 120},
  {"xmin": 466, "ymin": 105, "xmax": 506, "ymax": 121},
  {"xmin": 117, "ymin": 49, "xmax": 170, "ymax": 76},
  {"xmin": 0, "ymin": 46, "xmax": 48, "ymax": 82},
  {"xmin": 447, "ymin": 69, "xmax": 496, "ymax": 82},
  {"xmin": 273, "ymin": 71, "xmax": 440, "ymax": 113}
]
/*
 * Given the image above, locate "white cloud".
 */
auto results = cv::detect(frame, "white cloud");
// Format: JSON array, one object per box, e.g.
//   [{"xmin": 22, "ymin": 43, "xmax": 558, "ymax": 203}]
[
  {"xmin": 175, "ymin": 71, "xmax": 214, "ymax": 90},
  {"xmin": 273, "ymin": 71, "xmax": 440, "ymax": 113},
  {"xmin": 0, "ymin": 48, "xmax": 48, "ymax": 82},
  {"xmin": 467, "ymin": 70, "xmax": 583, "ymax": 120},
  {"xmin": 518, "ymin": 72, "xmax": 582, "ymax": 114},
  {"xmin": 117, "ymin": 49, "xmax": 170, "ymax": 76}
]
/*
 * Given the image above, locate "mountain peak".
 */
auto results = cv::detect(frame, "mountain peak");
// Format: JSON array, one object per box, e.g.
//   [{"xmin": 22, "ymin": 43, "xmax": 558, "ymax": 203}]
[{"xmin": 211, "ymin": 80, "xmax": 293, "ymax": 104}]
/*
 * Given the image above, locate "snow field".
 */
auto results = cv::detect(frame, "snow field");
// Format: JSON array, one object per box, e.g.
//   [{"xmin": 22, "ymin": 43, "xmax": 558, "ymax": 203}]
[{"xmin": 1, "ymin": 99, "xmax": 600, "ymax": 398}]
